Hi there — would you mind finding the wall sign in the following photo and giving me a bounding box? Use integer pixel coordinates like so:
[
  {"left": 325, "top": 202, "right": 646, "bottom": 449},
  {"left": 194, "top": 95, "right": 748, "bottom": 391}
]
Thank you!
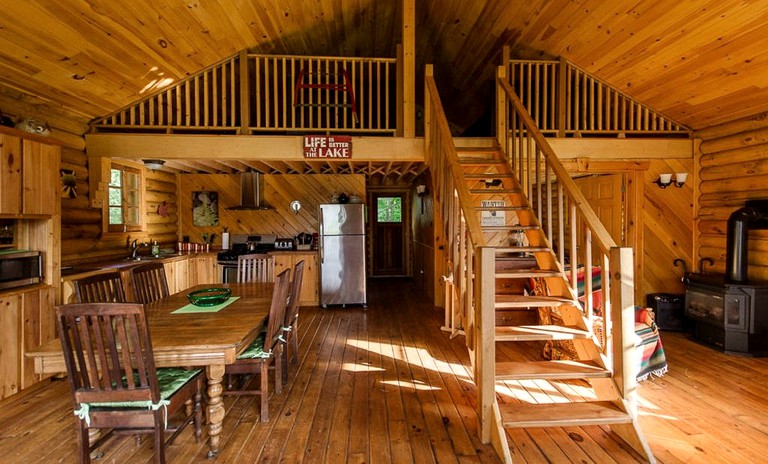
[
  {"left": 480, "top": 200, "right": 506, "bottom": 226},
  {"left": 304, "top": 135, "right": 352, "bottom": 159}
]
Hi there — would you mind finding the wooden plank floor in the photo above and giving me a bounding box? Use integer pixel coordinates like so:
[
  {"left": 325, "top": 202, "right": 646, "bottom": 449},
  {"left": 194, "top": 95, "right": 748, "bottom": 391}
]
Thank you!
[{"left": 1, "top": 279, "right": 767, "bottom": 463}]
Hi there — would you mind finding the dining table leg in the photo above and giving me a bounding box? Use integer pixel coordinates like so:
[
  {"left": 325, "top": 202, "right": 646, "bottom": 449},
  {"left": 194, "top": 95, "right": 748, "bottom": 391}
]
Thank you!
[{"left": 205, "top": 363, "right": 225, "bottom": 458}]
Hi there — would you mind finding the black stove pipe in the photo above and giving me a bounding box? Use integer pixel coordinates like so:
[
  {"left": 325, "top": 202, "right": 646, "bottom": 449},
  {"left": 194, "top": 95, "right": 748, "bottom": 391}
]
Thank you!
[{"left": 725, "top": 201, "right": 768, "bottom": 283}]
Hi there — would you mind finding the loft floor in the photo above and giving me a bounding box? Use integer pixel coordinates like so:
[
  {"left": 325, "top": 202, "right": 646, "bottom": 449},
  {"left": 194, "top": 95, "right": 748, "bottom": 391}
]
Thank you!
[{"left": 0, "top": 279, "right": 766, "bottom": 462}]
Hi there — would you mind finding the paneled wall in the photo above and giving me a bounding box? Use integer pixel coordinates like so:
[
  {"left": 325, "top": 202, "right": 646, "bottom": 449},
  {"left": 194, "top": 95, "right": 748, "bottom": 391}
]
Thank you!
[
  {"left": 642, "top": 159, "right": 694, "bottom": 295},
  {"left": 178, "top": 174, "right": 365, "bottom": 244},
  {"left": 411, "top": 174, "right": 436, "bottom": 303},
  {"left": 696, "top": 113, "right": 768, "bottom": 282}
]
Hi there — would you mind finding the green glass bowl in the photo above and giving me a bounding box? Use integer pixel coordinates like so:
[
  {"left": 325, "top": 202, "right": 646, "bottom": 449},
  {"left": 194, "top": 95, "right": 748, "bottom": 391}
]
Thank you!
[{"left": 187, "top": 287, "right": 232, "bottom": 307}]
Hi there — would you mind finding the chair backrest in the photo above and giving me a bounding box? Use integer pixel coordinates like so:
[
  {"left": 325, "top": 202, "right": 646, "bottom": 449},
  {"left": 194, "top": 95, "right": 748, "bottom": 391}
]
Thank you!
[
  {"left": 237, "top": 254, "right": 274, "bottom": 283},
  {"left": 131, "top": 262, "right": 170, "bottom": 304},
  {"left": 263, "top": 269, "right": 291, "bottom": 352},
  {"left": 74, "top": 272, "right": 127, "bottom": 303},
  {"left": 56, "top": 303, "right": 160, "bottom": 405},
  {"left": 285, "top": 260, "right": 305, "bottom": 327}
]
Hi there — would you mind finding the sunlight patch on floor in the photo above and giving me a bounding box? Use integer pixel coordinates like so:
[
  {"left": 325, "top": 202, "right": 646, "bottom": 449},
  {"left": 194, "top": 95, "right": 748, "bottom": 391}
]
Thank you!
[{"left": 380, "top": 379, "right": 441, "bottom": 391}]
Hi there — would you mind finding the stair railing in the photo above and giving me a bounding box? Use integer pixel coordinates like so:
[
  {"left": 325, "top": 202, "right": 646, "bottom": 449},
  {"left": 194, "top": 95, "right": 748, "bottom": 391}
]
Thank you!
[
  {"left": 497, "top": 65, "right": 638, "bottom": 411},
  {"left": 424, "top": 65, "right": 485, "bottom": 337},
  {"left": 425, "top": 65, "right": 502, "bottom": 441}
]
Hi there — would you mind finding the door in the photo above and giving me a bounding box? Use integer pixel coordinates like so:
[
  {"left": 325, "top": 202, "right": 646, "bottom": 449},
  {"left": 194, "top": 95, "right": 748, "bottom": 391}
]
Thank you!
[
  {"left": 576, "top": 174, "right": 624, "bottom": 244},
  {"left": 371, "top": 192, "right": 407, "bottom": 276}
]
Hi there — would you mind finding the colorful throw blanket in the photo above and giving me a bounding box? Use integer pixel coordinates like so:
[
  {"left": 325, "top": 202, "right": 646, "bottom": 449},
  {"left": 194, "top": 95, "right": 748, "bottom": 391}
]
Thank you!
[{"left": 633, "top": 309, "right": 668, "bottom": 381}]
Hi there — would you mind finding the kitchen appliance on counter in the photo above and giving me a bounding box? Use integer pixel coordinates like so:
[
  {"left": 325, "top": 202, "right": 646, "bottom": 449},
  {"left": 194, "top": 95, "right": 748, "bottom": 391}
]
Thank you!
[
  {"left": 0, "top": 249, "right": 42, "bottom": 291},
  {"left": 318, "top": 203, "right": 366, "bottom": 308},
  {"left": 274, "top": 237, "right": 295, "bottom": 250},
  {"left": 217, "top": 234, "right": 276, "bottom": 283}
]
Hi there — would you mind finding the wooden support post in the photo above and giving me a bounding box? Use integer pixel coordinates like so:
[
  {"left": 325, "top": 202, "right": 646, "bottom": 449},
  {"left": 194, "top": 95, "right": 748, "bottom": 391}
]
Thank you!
[
  {"left": 475, "top": 247, "right": 495, "bottom": 443},
  {"left": 609, "top": 246, "right": 637, "bottom": 413},
  {"left": 239, "top": 50, "right": 250, "bottom": 134},
  {"left": 402, "top": 0, "right": 415, "bottom": 138},
  {"left": 496, "top": 66, "right": 507, "bottom": 154},
  {"left": 396, "top": 44, "right": 404, "bottom": 137},
  {"left": 557, "top": 56, "right": 567, "bottom": 137}
]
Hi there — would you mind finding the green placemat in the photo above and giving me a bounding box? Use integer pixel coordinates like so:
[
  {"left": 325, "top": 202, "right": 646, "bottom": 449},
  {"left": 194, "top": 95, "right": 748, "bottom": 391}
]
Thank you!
[{"left": 172, "top": 296, "right": 240, "bottom": 314}]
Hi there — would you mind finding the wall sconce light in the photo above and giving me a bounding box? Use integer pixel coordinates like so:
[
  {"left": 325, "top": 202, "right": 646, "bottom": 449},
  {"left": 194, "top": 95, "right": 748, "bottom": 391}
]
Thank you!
[
  {"left": 654, "top": 172, "right": 688, "bottom": 189},
  {"left": 290, "top": 200, "right": 302, "bottom": 214},
  {"left": 416, "top": 184, "right": 427, "bottom": 196},
  {"left": 142, "top": 159, "right": 165, "bottom": 170}
]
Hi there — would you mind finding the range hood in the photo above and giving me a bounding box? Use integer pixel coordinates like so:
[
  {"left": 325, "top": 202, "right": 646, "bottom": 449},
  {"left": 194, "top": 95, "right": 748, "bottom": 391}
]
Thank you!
[{"left": 228, "top": 172, "right": 272, "bottom": 210}]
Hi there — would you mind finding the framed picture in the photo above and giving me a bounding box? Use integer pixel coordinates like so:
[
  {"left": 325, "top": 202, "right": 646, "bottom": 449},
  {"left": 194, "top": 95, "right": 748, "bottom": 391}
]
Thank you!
[{"left": 193, "top": 191, "right": 219, "bottom": 226}]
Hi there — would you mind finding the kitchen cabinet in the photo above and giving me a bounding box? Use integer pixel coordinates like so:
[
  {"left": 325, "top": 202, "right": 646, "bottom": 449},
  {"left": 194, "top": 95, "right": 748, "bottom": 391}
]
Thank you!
[
  {"left": 0, "top": 130, "right": 60, "bottom": 216},
  {"left": 0, "top": 285, "right": 56, "bottom": 400},
  {"left": 195, "top": 253, "right": 220, "bottom": 284},
  {"left": 272, "top": 251, "right": 319, "bottom": 305}
]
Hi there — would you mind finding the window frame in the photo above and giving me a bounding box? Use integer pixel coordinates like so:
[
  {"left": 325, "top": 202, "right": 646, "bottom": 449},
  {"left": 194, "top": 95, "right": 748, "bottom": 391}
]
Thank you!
[{"left": 104, "top": 162, "right": 144, "bottom": 234}]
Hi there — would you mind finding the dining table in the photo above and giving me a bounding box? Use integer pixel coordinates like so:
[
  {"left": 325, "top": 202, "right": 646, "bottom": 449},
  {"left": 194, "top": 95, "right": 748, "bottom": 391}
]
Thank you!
[{"left": 27, "top": 282, "right": 274, "bottom": 458}]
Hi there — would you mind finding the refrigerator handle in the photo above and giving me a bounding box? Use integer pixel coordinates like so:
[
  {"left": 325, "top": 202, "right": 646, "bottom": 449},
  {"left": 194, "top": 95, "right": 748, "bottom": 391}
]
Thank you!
[
  {"left": 319, "top": 236, "right": 324, "bottom": 264},
  {"left": 319, "top": 208, "right": 324, "bottom": 236}
]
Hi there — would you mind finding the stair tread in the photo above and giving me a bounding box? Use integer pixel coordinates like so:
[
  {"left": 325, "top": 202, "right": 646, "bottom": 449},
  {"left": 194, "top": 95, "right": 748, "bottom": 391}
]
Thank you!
[
  {"left": 499, "top": 401, "right": 632, "bottom": 428},
  {"left": 469, "top": 188, "right": 523, "bottom": 194},
  {"left": 496, "top": 269, "right": 563, "bottom": 278},
  {"left": 464, "top": 173, "right": 514, "bottom": 179},
  {"left": 495, "top": 325, "right": 590, "bottom": 341},
  {"left": 495, "top": 360, "right": 611, "bottom": 380},
  {"left": 458, "top": 159, "right": 505, "bottom": 165},
  {"left": 495, "top": 294, "right": 573, "bottom": 308},
  {"left": 474, "top": 205, "right": 528, "bottom": 211},
  {"left": 495, "top": 246, "right": 549, "bottom": 253}
]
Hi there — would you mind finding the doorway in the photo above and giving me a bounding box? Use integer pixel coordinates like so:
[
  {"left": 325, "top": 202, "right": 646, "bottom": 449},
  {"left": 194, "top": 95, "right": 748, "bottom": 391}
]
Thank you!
[{"left": 370, "top": 191, "right": 409, "bottom": 276}]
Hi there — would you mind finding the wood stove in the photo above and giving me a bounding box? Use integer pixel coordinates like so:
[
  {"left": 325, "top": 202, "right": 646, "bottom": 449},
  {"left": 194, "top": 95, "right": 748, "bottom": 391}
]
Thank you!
[{"left": 684, "top": 200, "right": 768, "bottom": 356}]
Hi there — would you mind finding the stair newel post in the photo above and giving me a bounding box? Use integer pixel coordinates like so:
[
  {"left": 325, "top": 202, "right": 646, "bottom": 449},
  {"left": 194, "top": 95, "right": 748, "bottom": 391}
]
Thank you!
[
  {"left": 475, "top": 246, "right": 496, "bottom": 443},
  {"left": 609, "top": 246, "right": 638, "bottom": 414}
]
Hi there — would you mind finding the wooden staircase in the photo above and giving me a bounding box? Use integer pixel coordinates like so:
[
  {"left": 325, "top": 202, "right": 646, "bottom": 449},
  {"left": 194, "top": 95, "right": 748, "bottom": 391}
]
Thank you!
[{"left": 454, "top": 143, "right": 655, "bottom": 462}]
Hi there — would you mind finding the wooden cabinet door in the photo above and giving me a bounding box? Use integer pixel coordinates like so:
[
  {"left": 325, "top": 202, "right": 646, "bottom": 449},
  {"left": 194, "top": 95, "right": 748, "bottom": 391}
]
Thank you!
[
  {"left": 20, "top": 287, "right": 55, "bottom": 388},
  {"left": 196, "top": 254, "right": 219, "bottom": 284},
  {"left": 298, "top": 254, "right": 319, "bottom": 305},
  {"left": 0, "top": 294, "right": 21, "bottom": 399},
  {"left": 0, "top": 134, "right": 22, "bottom": 214},
  {"left": 273, "top": 254, "right": 293, "bottom": 278},
  {"left": 22, "top": 139, "right": 59, "bottom": 215}
]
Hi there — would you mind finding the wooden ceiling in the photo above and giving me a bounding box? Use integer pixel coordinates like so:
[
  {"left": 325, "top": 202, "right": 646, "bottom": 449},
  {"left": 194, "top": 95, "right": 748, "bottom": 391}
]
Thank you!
[{"left": 1, "top": 0, "right": 766, "bottom": 136}]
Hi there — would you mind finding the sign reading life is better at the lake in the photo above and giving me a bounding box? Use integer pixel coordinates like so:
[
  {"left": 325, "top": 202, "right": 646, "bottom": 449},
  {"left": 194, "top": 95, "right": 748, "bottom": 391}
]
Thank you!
[{"left": 303, "top": 135, "right": 352, "bottom": 159}]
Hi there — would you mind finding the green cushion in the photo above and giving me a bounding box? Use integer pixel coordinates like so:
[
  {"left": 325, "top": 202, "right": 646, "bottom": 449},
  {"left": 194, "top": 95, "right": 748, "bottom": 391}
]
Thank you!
[
  {"left": 87, "top": 367, "right": 201, "bottom": 408},
  {"left": 236, "top": 332, "right": 271, "bottom": 359}
]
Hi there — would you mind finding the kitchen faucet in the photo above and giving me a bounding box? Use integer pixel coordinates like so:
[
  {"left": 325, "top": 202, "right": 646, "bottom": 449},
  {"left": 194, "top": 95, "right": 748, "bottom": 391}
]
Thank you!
[{"left": 131, "top": 239, "right": 149, "bottom": 259}]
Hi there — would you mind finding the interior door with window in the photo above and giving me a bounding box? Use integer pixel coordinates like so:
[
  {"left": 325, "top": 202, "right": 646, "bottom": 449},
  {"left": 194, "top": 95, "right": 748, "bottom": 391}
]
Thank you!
[{"left": 371, "top": 192, "right": 407, "bottom": 276}]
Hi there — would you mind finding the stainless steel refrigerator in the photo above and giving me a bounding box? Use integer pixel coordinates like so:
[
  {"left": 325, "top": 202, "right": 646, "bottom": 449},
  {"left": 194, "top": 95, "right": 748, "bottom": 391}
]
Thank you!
[{"left": 319, "top": 203, "right": 367, "bottom": 307}]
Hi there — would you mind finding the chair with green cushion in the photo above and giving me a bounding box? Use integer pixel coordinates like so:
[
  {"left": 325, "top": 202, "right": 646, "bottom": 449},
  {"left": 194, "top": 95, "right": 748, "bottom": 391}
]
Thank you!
[
  {"left": 73, "top": 272, "right": 126, "bottom": 303},
  {"left": 56, "top": 302, "right": 203, "bottom": 464},
  {"left": 131, "top": 262, "right": 170, "bottom": 304},
  {"left": 281, "top": 259, "right": 305, "bottom": 383},
  {"left": 224, "top": 268, "right": 290, "bottom": 422}
]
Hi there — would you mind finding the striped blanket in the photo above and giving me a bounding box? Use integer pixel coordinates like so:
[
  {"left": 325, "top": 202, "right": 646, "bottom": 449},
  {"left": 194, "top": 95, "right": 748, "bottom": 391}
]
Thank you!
[{"left": 633, "top": 308, "right": 668, "bottom": 381}]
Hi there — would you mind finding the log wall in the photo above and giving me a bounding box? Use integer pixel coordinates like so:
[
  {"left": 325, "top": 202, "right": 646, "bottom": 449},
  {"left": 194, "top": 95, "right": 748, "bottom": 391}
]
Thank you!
[
  {"left": 178, "top": 174, "right": 366, "bottom": 245},
  {"left": 695, "top": 112, "right": 768, "bottom": 281}
]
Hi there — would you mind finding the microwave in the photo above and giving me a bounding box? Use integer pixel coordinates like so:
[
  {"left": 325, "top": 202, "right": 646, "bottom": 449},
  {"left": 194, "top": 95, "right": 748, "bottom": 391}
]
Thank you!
[{"left": 0, "top": 250, "right": 42, "bottom": 290}]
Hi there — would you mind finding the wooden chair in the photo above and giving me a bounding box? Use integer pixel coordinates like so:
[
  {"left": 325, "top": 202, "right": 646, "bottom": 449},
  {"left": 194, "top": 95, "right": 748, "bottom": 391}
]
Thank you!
[
  {"left": 224, "top": 268, "right": 290, "bottom": 422},
  {"left": 237, "top": 253, "right": 274, "bottom": 283},
  {"left": 131, "top": 262, "right": 170, "bottom": 304},
  {"left": 282, "top": 260, "right": 305, "bottom": 383},
  {"left": 74, "top": 272, "right": 126, "bottom": 303},
  {"left": 56, "top": 303, "right": 203, "bottom": 464}
]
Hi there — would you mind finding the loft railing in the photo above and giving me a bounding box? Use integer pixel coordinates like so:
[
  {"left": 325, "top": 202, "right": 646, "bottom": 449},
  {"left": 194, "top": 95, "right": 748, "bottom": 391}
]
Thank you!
[
  {"left": 497, "top": 65, "right": 637, "bottom": 408},
  {"left": 508, "top": 57, "right": 689, "bottom": 136},
  {"left": 91, "top": 51, "right": 398, "bottom": 134}
]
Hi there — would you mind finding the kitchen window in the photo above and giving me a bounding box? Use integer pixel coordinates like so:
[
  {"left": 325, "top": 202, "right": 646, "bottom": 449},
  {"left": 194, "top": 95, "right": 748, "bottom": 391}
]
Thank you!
[{"left": 107, "top": 163, "right": 143, "bottom": 233}]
